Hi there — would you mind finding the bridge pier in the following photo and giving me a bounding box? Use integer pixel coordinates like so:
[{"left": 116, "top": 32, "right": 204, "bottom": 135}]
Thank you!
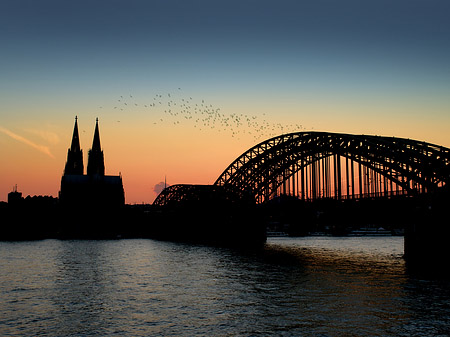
[{"left": 404, "top": 191, "right": 450, "bottom": 275}]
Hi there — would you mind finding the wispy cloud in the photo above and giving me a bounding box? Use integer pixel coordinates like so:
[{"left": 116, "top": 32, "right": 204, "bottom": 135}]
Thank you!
[
  {"left": 23, "top": 128, "right": 60, "bottom": 145},
  {"left": 0, "top": 126, "right": 54, "bottom": 158}
]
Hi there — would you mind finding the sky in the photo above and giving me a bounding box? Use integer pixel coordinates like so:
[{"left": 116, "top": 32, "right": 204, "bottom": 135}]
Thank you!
[{"left": 1, "top": 0, "right": 449, "bottom": 203}]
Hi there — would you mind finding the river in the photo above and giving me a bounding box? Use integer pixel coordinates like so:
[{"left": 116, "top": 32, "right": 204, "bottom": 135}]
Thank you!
[{"left": 1, "top": 237, "right": 449, "bottom": 336}]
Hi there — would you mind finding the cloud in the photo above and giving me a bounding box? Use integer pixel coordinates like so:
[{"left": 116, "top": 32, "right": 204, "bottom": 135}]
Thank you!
[
  {"left": 153, "top": 181, "right": 170, "bottom": 195},
  {"left": 24, "top": 129, "right": 60, "bottom": 145},
  {"left": 0, "top": 126, "right": 54, "bottom": 158}
]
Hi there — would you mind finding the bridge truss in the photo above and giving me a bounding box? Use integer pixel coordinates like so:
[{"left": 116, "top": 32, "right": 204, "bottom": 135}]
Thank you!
[
  {"left": 214, "top": 132, "right": 450, "bottom": 204},
  {"left": 153, "top": 184, "right": 249, "bottom": 207}
]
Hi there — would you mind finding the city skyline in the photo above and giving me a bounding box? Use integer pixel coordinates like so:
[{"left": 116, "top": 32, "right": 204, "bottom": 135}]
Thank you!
[{"left": 1, "top": 0, "right": 450, "bottom": 203}]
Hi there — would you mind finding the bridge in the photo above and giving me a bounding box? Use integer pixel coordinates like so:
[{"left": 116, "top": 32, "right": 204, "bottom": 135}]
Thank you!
[
  {"left": 153, "top": 131, "right": 450, "bottom": 266},
  {"left": 154, "top": 131, "right": 450, "bottom": 206}
]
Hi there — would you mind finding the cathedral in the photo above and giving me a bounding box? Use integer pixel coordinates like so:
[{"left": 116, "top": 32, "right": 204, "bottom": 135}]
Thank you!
[{"left": 59, "top": 117, "right": 125, "bottom": 209}]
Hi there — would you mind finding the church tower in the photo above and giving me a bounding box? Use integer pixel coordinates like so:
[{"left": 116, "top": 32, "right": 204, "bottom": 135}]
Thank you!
[
  {"left": 64, "top": 116, "right": 84, "bottom": 175},
  {"left": 87, "top": 118, "right": 105, "bottom": 176},
  {"left": 60, "top": 117, "right": 125, "bottom": 225}
]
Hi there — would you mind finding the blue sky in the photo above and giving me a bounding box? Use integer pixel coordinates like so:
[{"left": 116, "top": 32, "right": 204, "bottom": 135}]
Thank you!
[{"left": 3, "top": 0, "right": 449, "bottom": 98}]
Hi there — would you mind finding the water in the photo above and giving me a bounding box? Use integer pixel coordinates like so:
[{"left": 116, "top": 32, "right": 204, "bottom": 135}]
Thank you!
[{"left": 1, "top": 237, "right": 449, "bottom": 336}]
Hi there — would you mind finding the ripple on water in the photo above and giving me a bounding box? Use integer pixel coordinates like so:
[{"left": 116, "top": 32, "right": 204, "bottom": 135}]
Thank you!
[{"left": 0, "top": 237, "right": 449, "bottom": 336}]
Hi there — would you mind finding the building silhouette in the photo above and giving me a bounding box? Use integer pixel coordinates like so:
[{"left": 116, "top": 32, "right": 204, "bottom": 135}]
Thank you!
[
  {"left": 59, "top": 117, "right": 125, "bottom": 209},
  {"left": 87, "top": 118, "right": 105, "bottom": 176},
  {"left": 7, "top": 185, "right": 22, "bottom": 205},
  {"left": 64, "top": 116, "right": 84, "bottom": 175}
]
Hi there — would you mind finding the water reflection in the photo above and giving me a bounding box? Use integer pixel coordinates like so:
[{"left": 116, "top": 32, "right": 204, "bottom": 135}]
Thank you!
[
  {"left": 52, "top": 241, "right": 116, "bottom": 335},
  {"left": 0, "top": 238, "right": 449, "bottom": 336},
  {"left": 259, "top": 238, "right": 410, "bottom": 335}
]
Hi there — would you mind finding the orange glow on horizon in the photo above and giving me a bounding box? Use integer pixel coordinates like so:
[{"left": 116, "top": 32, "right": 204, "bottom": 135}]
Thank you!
[{"left": 2, "top": 105, "right": 450, "bottom": 204}]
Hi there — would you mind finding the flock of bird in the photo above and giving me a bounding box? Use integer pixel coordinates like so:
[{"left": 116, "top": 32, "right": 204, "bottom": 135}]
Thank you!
[{"left": 101, "top": 89, "right": 307, "bottom": 142}]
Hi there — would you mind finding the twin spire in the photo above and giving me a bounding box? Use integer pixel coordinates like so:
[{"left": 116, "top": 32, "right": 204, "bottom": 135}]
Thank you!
[{"left": 64, "top": 117, "right": 105, "bottom": 176}]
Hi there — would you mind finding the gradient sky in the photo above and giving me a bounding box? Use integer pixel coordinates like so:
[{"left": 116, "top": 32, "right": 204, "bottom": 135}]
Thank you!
[{"left": 1, "top": 0, "right": 449, "bottom": 203}]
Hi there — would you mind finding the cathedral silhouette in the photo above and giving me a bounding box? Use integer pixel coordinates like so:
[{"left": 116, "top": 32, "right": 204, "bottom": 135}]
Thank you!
[{"left": 59, "top": 117, "right": 125, "bottom": 209}]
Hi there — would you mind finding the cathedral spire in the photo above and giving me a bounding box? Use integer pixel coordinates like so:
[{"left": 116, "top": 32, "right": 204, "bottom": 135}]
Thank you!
[
  {"left": 70, "top": 116, "right": 81, "bottom": 151},
  {"left": 92, "top": 117, "right": 101, "bottom": 152},
  {"left": 64, "top": 116, "right": 84, "bottom": 175},
  {"left": 87, "top": 118, "right": 105, "bottom": 176}
]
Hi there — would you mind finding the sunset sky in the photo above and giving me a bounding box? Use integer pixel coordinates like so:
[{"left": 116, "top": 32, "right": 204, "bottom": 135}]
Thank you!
[{"left": 1, "top": 0, "right": 449, "bottom": 203}]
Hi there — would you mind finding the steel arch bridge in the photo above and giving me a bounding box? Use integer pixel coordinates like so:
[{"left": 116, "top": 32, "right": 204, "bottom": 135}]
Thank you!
[{"left": 213, "top": 131, "right": 450, "bottom": 204}]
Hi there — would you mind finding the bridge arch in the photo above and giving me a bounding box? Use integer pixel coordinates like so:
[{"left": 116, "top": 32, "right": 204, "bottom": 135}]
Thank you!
[
  {"left": 153, "top": 184, "right": 252, "bottom": 207},
  {"left": 214, "top": 132, "right": 450, "bottom": 204}
]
